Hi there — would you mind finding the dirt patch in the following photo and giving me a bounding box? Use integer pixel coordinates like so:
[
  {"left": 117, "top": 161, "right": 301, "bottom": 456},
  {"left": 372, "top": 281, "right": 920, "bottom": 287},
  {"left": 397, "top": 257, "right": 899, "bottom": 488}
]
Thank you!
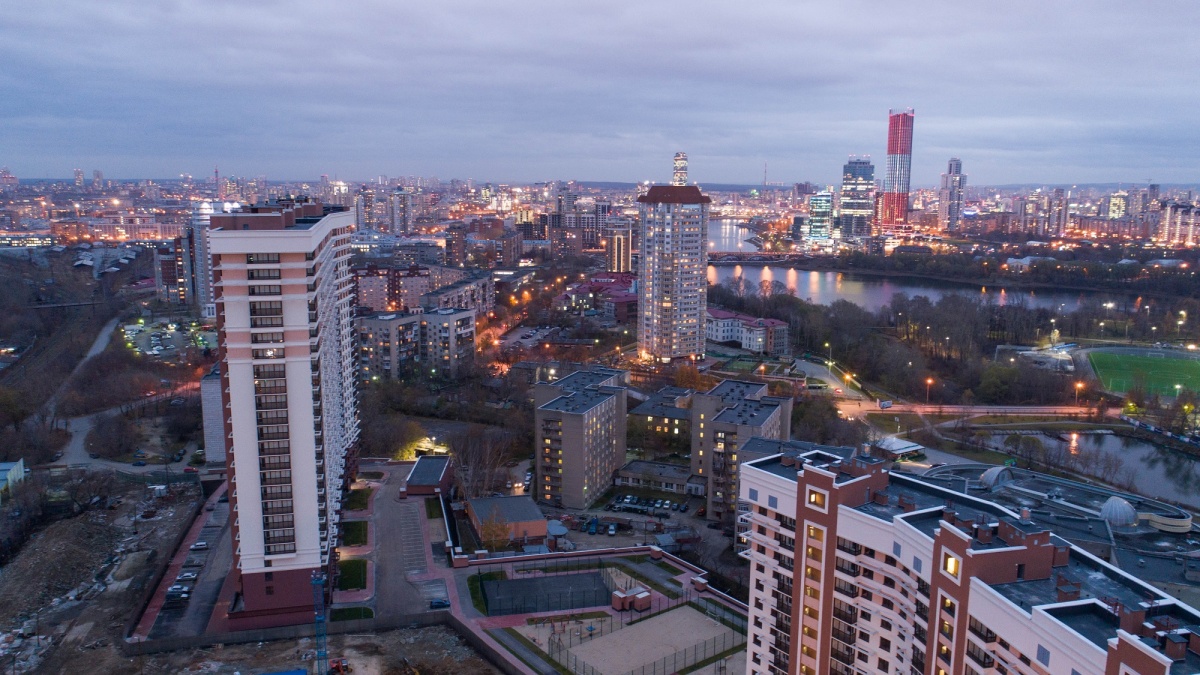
[
  {"left": 0, "top": 482, "right": 201, "bottom": 673},
  {"left": 101, "top": 626, "right": 498, "bottom": 675}
]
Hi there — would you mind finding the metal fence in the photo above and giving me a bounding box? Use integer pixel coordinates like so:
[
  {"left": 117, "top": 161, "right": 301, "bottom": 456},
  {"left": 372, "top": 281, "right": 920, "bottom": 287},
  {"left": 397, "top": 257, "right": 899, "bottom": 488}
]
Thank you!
[
  {"left": 547, "top": 625, "right": 746, "bottom": 675},
  {"left": 619, "top": 629, "right": 745, "bottom": 675}
]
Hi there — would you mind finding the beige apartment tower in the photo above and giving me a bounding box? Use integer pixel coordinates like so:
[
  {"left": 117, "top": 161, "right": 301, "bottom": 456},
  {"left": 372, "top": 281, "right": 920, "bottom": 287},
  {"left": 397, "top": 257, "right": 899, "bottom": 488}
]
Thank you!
[
  {"left": 637, "top": 183, "right": 710, "bottom": 363},
  {"left": 209, "top": 199, "right": 358, "bottom": 629}
]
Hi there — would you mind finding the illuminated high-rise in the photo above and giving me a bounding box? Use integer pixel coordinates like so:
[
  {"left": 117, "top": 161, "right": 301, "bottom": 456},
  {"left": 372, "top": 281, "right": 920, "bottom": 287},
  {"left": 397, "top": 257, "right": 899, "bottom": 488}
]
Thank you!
[
  {"left": 603, "top": 225, "right": 633, "bottom": 273},
  {"left": 807, "top": 192, "right": 834, "bottom": 240},
  {"left": 938, "top": 157, "right": 967, "bottom": 232},
  {"left": 838, "top": 157, "right": 875, "bottom": 239},
  {"left": 880, "top": 109, "right": 914, "bottom": 233},
  {"left": 638, "top": 156, "right": 709, "bottom": 363},
  {"left": 672, "top": 152, "right": 689, "bottom": 186}
]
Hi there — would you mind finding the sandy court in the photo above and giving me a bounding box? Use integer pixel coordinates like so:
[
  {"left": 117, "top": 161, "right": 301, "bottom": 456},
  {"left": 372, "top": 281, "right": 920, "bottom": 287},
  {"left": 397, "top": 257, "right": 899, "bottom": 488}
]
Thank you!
[{"left": 567, "top": 605, "right": 732, "bottom": 674}]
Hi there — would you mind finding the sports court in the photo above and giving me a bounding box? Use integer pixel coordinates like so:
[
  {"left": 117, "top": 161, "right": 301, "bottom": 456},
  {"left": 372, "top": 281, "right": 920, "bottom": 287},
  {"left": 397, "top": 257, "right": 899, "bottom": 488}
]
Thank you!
[
  {"left": 1088, "top": 349, "right": 1200, "bottom": 395},
  {"left": 567, "top": 605, "right": 736, "bottom": 675},
  {"left": 481, "top": 571, "right": 611, "bottom": 616}
]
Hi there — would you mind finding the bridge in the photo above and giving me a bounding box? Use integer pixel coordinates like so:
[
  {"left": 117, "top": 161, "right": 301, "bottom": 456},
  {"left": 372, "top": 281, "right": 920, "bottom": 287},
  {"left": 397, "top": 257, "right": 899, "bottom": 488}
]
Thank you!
[{"left": 707, "top": 252, "right": 813, "bottom": 265}]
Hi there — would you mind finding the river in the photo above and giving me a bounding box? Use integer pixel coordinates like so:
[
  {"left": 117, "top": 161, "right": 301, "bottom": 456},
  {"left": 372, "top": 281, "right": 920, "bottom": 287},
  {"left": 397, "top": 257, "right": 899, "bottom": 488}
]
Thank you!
[
  {"left": 997, "top": 432, "right": 1200, "bottom": 509},
  {"left": 705, "top": 219, "right": 1131, "bottom": 313}
]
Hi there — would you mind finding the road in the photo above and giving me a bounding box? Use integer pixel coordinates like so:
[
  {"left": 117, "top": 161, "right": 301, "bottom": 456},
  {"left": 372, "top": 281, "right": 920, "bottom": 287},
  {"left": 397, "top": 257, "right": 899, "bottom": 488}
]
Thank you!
[
  {"left": 370, "top": 463, "right": 438, "bottom": 618},
  {"left": 838, "top": 401, "right": 1095, "bottom": 417},
  {"left": 43, "top": 316, "right": 119, "bottom": 417},
  {"left": 58, "top": 383, "right": 201, "bottom": 474}
]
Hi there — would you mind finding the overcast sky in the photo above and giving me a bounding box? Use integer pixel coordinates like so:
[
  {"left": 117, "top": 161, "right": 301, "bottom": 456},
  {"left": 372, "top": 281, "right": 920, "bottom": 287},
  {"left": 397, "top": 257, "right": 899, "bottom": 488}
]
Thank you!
[{"left": 2, "top": 1, "right": 1198, "bottom": 186}]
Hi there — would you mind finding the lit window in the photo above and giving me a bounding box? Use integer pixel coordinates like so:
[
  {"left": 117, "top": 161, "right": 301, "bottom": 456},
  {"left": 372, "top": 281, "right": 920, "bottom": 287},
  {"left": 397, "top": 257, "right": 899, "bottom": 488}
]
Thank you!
[
  {"left": 942, "top": 552, "right": 961, "bottom": 578},
  {"left": 806, "top": 489, "right": 826, "bottom": 510}
]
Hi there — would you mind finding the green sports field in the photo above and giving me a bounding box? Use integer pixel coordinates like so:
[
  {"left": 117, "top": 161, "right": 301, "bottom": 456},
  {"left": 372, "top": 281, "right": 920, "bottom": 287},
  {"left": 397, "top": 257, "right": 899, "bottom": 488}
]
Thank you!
[{"left": 1088, "top": 351, "right": 1200, "bottom": 395}]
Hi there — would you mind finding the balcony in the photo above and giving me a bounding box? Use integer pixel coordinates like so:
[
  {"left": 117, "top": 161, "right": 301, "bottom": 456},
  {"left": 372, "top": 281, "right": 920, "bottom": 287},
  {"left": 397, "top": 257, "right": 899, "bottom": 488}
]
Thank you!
[
  {"left": 836, "top": 540, "right": 861, "bottom": 556},
  {"left": 833, "top": 608, "right": 857, "bottom": 624},
  {"left": 832, "top": 628, "right": 856, "bottom": 645}
]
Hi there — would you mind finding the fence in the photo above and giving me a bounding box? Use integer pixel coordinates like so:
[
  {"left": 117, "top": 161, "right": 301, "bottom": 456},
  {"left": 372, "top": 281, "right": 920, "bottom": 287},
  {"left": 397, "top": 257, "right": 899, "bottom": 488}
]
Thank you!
[
  {"left": 546, "top": 622, "right": 746, "bottom": 675},
  {"left": 620, "top": 629, "right": 745, "bottom": 675}
]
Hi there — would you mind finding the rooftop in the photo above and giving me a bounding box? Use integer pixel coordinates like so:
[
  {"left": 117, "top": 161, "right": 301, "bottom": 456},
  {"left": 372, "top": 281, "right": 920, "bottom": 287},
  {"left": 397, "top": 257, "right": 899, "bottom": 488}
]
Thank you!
[
  {"left": 469, "top": 495, "right": 544, "bottom": 524},
  {"left": 636, "top": 185, "right": 712, "bottom": 205},
  {"left": 618, "top": 460, "right": 691, "bottom": 482},
  {"left": 550, "top": 368, "right": 624, "bottom": 392},
  {"left": 407, "top": 455, "right": 450, "bottom": 487},
  {"left": 706, "top": 379, "right": 767, "bottom": 405},
  {"left": 714, "top": 399, "right": 780, "bottom": 427},
  {"left": 539, "top": 387, "right": 617, "bottom": 415}
]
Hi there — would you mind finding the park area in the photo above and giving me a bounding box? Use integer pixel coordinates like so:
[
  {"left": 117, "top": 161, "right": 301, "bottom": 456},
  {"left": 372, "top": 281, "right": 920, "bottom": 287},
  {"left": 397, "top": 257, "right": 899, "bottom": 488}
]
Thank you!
[{"left": 1088, "top": 350, "right": 1200, "bottom": 395}]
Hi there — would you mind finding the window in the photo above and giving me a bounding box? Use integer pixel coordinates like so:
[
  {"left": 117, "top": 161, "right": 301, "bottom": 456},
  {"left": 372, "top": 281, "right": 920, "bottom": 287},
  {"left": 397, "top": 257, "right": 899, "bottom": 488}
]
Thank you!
[
  {"left": 893, "top": 542, "right": 903, "bottom": 557},
  {"left": 913, "top": 557, "right": 923, "bottom": 573},
  {"left": 249, "top": 285, "right": 282, "bottom": 296},
  {"left": 768, "top": 495, "right": 778, "bottom": 509},
  {"left": 806, "top": 525, "right": 823, "bottom": 541},
  {"left": 1036, "top": 645, "right": 1050, "bottom": 667},
  {"left": 806, "top": 488, "right": 827, "bottom": 511},
  {"left": 248, "top": 268, "right": 281, "bottom": 280},
  {"left": 247, "top": 253, "right": 280, "bottom": 264},
  {"left": 748, "top": 488, "right": 759, "bottom": 502},
  {"left": 942, "top": 551, "right": 961, "bottom": 579}
]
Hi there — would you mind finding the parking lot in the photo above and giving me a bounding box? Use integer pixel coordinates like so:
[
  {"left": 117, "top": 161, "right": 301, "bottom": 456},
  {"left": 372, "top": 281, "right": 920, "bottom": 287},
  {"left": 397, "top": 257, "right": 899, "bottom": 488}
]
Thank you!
[
  {"left": 497, "top": 325, "right": 558, "bottom": 349},
  {"left": 144, "top": 492, "right": 233, "bottom": 639},
  {"left": 123, "top": 320, "right": 217, "bottom": 360}
]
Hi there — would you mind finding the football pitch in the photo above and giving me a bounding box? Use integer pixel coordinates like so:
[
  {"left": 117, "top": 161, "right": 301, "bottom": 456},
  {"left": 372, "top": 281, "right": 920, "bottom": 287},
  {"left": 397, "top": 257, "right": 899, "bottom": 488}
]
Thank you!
[{"left": 1088, "top": 351, "right": 1200, "bottom": 395}]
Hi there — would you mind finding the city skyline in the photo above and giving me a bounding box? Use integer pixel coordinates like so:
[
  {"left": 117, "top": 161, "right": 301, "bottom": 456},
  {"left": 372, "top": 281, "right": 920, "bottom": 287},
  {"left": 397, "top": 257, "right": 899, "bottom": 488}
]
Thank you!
[{"left": 2, "top": 2, "right": 1199, "bottom": 185}]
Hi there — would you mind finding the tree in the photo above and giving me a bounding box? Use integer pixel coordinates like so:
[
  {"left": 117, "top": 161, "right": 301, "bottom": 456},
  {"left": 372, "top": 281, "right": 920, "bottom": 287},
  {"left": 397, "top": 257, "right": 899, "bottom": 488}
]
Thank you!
[
  {"left": 449, "top": 426, "right": 514, "bottom": 499},
  {"left": 86, "top": 413, "right": 143, "bottom": 459},
  {"left": 478, "top": 511, "right": 511, "bottom": 550}
]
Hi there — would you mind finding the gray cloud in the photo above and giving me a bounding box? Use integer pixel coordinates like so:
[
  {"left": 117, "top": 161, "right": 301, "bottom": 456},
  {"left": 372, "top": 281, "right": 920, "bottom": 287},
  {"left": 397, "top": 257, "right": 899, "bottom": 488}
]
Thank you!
[{"left": 1, "top": 0, "right": 1198, "bottom": 185}]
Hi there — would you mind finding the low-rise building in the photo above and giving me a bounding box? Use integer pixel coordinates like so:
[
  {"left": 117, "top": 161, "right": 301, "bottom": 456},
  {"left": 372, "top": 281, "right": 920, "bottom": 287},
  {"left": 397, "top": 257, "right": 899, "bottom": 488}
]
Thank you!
[
  {"left": 403, "top": 455, "right": 453, "bottom": 497},
  {"left": 705, "top": 308, "right": 789, "bottom": 356},
  {"left": 466, "top": 495, "right": 548, "bottom": 547},
  {"left": 0, "top": 458, "right": 25, "bottom": 503},
  {"left": 614, "top": 460, "right": 695, "bottom": 495}
]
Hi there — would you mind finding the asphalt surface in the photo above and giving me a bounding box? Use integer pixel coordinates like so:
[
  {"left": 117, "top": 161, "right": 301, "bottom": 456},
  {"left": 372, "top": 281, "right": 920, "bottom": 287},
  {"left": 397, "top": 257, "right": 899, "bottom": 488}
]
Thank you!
[
  {"left": 148, "top": 501, "right": 233, "bottom": 638},
  {"left": 371, "top": 465, "right": 438, "bottom": 618}
]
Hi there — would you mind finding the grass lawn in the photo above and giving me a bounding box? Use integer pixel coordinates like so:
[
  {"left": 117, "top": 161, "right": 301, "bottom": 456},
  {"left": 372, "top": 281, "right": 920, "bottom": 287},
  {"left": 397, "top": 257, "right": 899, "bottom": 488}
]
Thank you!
[
  {"left": 865, "top": 412, "right": 924, "bottom": 431},
  {"left": 341, "top": 520, "right": 368, "bottom": 547},
  {"left": 426, "top": 497, "right": 443, "bottom": 520},
  {"left": 467, "top": 571, "right": 507, "bottom": 614},
  {"left": 1089, "top": 351, "right": 1200, "bottom": 395},
  {"left": 337, "top": 559, "right": 368, "bottom": 591},
  {"left": 344, "top": 487, "right": 373, "bottom": 511},
  {"left": 330, "top": 606, "right": 374, "bottom": 621},
  {"left": 654, "top": 560, "right": 685, "bottom": 576}
]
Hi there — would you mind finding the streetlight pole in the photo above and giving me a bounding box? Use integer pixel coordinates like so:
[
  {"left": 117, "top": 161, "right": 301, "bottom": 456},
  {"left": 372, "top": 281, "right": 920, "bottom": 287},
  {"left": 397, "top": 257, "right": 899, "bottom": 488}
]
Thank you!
[
  {"left": 925, "top": 378, "right": 933, "bottom": 405},
  {"left": 824, "top": 342, "right": 831, "bottom": 365},
  {"left": 1075, "top": 382, "right": 1083, "bottom": 406}
]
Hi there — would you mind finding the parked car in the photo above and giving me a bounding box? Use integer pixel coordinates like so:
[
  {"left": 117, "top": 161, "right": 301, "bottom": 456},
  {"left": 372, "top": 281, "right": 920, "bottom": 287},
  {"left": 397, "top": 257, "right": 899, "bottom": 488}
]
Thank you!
[
  {"left": 169, "top": 398, "right": 185, "bottom": 406},
  {"left": 189, "top": 541, "right": 208, "bottom": 551},
  {"left": 176, "top": 572, "right": 198, "bottom": 582},
  {"left": 184, "top": 467, "right": 198, "bottom": 473},
  {"left": 608, "top": 523, "right": 617, "bottom": 536},
  {"left": 706, "top": 522, "right": 722, "bottom": 530},
  {"left": 587, "top": 518, "right": 598, "bottom": 535},
  {"left": 696, "top": 507, "right": 707, "bottom": 517},
  {"left": 680, "top": 504, "right": 690, "bottom": 513},
  {"left": 670, "top": 502, "right": 680, "bottom": 511},
  {"left": 429, "top": 598, "right": 451, "bottom": 609},
  {"left": 132, "top": 460, "right": 147, "bottom": 467}
]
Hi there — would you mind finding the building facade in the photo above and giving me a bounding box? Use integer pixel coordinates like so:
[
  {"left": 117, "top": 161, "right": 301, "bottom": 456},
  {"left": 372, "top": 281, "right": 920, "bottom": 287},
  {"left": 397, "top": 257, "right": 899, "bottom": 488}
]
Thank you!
[
  {"left": 880, "top": 109, "right": 915, "bottom": 234},
  {"left": 739, "top": 444, "right": 1200, "bottom": 675},
  {"left": 637, "top": 184, "right": 710, "bottom": 363},
  {"left": 356, "top": 307, "right": 476, "bottom": 379},
  {"left": 604, "top": 225, "right": 633, "bottom": 273},
  {"left": 690, "top": 381, "right": 792, "bottom": 525},
  {"left": 938, "top": 158, "right": 967, "bottom": 232},
  {"left": 533, "top": 367, "right": 628, "bottom": 509},
  {"left": 839, "top": 157, "right": 876, "bottom": 240},
  {"left": 208, "top": 199, "right": 359, "bottom": 629}
]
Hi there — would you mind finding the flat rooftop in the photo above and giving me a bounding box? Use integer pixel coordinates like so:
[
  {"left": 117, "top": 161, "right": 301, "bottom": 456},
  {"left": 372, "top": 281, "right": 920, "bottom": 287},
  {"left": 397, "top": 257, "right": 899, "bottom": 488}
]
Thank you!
[
  {"left": 706, "top": 380, "right": 767, "bottom": 405},
  {"left": 408, "top": 455, "right": 450, "bottom": 486},
  {"left": 618, "top": 460, "right": 691, "bottom": 482},
  {"left": 714, "top": 399, "right": 779, "bottom": 426},
  {"left": 539, "top": 388, "right": 616, "bottom": 414},
  {"left": 550, "top": 368, "right": 623, "bottom": 392}
]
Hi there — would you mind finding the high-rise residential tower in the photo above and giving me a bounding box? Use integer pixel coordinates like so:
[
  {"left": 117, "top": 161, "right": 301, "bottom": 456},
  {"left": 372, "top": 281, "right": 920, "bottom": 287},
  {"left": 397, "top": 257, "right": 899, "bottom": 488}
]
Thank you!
[
  {"left": 838, "top": 157, "right": 875, "bottom": 239},
  {"left": 637, "top": 160, "right": 710, "bottom": 363},
  {"left": 880, "top": 109, "right": 914, "bottom": 233},
  {"left": 388, "top": 187, "right": 413, "bottom": 235},
  {"left": 673, "top": 152, "right": 689, "bottom": 186},
  {"left": 938, "top": 157, "right": 967, "bottom": 232},
  {"left": 209, "top": 199, "right": 358, "bottom": 629},
  {"left": 603, "top": 224, "right": 633, "bottom": 273}
]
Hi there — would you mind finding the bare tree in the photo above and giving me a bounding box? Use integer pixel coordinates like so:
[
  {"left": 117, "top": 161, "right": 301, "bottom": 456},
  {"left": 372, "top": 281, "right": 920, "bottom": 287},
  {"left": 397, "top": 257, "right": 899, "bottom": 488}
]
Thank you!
[{"left": 448, "top": 425, "right": 514, "bottom": 500}]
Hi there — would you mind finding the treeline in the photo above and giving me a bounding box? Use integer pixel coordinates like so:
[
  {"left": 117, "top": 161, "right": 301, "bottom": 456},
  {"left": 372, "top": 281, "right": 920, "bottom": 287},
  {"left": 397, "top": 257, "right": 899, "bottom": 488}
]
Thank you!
[
  {"left": 838, "top": 251, "right": 1200, "bottom": 299},
  {"left": 710, "top": 281, "right": 1082, "bottom": 405}
]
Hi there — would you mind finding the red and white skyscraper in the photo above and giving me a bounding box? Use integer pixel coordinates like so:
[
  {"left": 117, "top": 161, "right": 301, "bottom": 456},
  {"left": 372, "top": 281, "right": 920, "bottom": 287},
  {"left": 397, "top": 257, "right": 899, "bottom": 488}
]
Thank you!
[{"left": 879, "top": 109, "right": 914, "bottom": 233}]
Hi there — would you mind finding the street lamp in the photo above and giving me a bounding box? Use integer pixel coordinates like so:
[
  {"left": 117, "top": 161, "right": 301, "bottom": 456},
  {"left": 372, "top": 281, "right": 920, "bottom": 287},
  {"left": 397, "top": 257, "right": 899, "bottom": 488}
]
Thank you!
[
  {"left": 824, "top": 341, "right": 831, "bottom": 365},
  {"left": 1075, "top": 382, "right": 1083, "bottom": 406},
  {"left": 926, "top": 378, "right": 934, "bottom": 404}
]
